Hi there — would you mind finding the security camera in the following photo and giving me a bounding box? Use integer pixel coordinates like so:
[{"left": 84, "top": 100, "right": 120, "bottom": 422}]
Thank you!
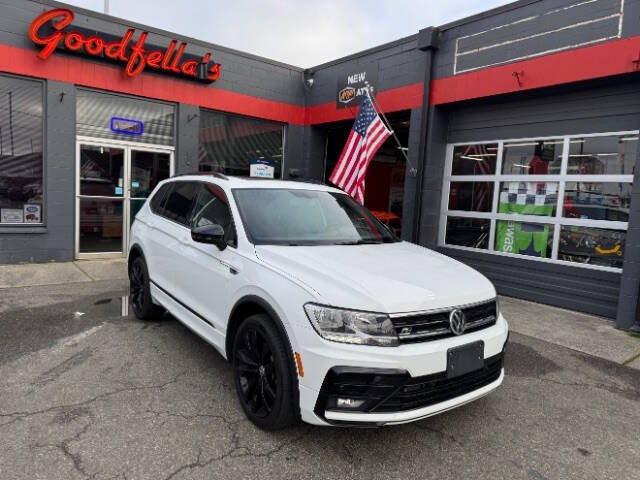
[{"left": 305, "top": 78, "right": 314, "bottom": 88}]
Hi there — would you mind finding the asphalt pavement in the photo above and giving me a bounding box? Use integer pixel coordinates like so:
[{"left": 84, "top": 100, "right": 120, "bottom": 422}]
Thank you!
[{"left": 1, "top": 279, "right": 639, "bottom": 480}]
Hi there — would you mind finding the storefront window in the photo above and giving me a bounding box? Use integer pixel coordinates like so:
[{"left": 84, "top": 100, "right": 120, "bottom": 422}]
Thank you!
[
  {"left": 451, "top": 143, "right": 497, "bottom": 175},
  {"left": 563, "top": 182, "right": 631, "bottom": 222},
  {"left": 558, "top": 226, "right": 625, "bottom": 268},
  {"left": 495, "top": 221, "right": 554, "bottom": 258},
  {"left": 0, "top": 75, "right": 43, "bottom": 225},
  {"left": 567, "top": 135, "right": 637, "bottom": 175},
  {"left": 442, "top": 133, "right": 637, "bottom": 270},
  {"left": 502, "top": 139, "right": 562, "bottom": 174},
  {"left": 198, "top": 109, "right": 284, "bottom": 178},
  {"left": 498, "top": 182, "right": 558, "bottom": 217},
  {"left": 445, "top": 217, "right": 490, "bottom": 249},
  {"left": 448, "top": 182, "right": 494, "bottom": 212}
]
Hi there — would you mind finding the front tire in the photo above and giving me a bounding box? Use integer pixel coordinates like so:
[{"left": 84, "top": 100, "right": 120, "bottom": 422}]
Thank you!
[
  {"left": 129, "top": 255, "right": 163, "bottom": 320},
  {"left": 232, "top": 314, "right": 298, "bottom": 430}
]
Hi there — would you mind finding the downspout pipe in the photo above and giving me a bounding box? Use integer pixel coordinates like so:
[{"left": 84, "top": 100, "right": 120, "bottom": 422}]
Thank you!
[{"left": 412, "top": 27, "right": 439, "bottom": 244}]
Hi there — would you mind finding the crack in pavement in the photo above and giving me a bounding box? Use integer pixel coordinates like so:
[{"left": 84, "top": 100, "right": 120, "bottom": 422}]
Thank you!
[
  {"left": 33, "top": 417, "right": 96, "bottom": 479},
  {"left": 0, "top": 371, "right": 189, "bottom": 424},
  {"left": 159, "top": 422, "right": 313, "bottom": 480}
]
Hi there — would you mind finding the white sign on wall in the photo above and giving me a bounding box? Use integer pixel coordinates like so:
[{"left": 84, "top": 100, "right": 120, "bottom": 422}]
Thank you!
[{"left": 1, "top": 208, "right": 24, "bottom": 223}]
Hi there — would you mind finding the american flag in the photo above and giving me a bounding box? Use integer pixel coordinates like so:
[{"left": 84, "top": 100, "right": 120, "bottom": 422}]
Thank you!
[{"left": 329, "top": 93, "right": 391, "bottom": 204}]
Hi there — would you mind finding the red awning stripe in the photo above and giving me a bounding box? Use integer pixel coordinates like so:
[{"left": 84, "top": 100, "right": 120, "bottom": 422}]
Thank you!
[{"left": 0, "top": 44, "right": 423, "bottom": 126}]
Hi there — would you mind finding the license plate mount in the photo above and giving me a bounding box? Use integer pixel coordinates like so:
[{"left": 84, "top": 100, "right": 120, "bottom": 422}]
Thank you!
[{"left": 447, "top": 341, "right": 484, "bottom": 379}]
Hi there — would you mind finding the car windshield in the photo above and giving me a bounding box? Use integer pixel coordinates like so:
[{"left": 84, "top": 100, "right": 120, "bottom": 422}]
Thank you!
[{"left": 232, "top": 188, "right": 398, "bottom": 246}]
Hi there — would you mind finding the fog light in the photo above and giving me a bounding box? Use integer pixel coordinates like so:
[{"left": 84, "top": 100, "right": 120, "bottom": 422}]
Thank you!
[{"left": 336, "top": 398, "right": 366, "bottom": 409}]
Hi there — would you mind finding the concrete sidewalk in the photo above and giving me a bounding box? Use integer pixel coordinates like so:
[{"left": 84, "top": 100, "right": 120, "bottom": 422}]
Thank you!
[
  {"left": 1, "top": 259, "right": 639, "bottom": 370},
  {"left": 500, "top": 296, "right": 640, "bottom": 370},
  {"left": 0, "top": 258, "right": 128, "bottom": 288}
]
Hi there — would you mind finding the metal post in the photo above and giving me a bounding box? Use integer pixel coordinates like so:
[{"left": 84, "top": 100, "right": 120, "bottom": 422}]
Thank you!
[
  {"left": 616, "top": 131, "right": 640, "bottom": 330},
  {"left": 8, "top": 91, "right": 14, "bottom": 156},
  {"left": 104, "top": 0, "right": 109, "bottom": 14},
  {"left": 0, "top": 126, "right": 3, "bottom": 157}
]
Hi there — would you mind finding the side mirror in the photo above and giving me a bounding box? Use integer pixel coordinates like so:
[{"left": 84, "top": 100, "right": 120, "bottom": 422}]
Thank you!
[{"left": 191, "top": 223, "right": 227, "bottom": 251}]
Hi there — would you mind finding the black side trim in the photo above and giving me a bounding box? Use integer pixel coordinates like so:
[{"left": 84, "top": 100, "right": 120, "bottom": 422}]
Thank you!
[{"left": 150, "top": 279, "right": 215, "bottom": 329}]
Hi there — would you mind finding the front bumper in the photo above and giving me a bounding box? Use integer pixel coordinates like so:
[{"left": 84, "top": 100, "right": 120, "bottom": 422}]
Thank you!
[
  {"left": 324, "top": 369, "right": 504, "bottom": 426},
  {"left": 297, "top": 313, "right": 508, "bottom": 426}
]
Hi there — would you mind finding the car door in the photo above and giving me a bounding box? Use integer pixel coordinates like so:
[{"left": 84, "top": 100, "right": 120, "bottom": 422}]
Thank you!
[
  {"left": 182, "top": 181, "right": 240, "bottom": 334},
  {"left": 148, "top": 181, "right": 199, "bottom": 303},
  {"left": 142, "top": 182, "right": 172, "bottom": 281}
]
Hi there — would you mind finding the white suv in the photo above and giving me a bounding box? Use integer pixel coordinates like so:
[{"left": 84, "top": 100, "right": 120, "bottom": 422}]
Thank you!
[{"left": 128, "top": 174, "right": 508, "bottom": 429}]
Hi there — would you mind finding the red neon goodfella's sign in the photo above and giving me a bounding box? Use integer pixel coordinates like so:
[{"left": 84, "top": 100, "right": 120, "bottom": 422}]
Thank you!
[{"left": 28, "top": 8, "right": 221, "bottom": 82}]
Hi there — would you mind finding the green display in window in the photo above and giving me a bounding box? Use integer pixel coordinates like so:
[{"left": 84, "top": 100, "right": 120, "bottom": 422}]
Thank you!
[{"left": 495, "top": 182, "right": 555, "bottom": 257}]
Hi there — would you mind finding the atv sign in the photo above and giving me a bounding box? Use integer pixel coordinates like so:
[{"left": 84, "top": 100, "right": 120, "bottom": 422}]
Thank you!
[{"left": 336, "top": 64, "right": 378, "bottom": 108}]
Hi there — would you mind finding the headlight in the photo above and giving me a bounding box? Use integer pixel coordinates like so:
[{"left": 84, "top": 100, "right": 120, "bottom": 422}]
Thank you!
[{"left": 304, "top": 303, "right": 398, "bottom": 347}]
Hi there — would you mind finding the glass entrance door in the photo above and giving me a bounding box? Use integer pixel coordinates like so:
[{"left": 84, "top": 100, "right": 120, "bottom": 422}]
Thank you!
[
  {"left": 78, "top": 145, "right": 125, "bottom": 254},
  {"left": 76, "top": 141, "right": 173, "bottom": 258}
]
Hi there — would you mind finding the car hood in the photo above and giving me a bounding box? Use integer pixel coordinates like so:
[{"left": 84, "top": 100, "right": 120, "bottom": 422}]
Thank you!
[{"left": 254, "top": 241, "right": 496, "bottom": 313}]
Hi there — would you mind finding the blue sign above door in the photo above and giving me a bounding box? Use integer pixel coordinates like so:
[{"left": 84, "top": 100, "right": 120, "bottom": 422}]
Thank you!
[{"left": 110, "top": 117, "right": 144, "bottom": 136}]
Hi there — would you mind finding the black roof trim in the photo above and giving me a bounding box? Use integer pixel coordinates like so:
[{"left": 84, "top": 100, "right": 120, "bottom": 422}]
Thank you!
[
  {"left": 308, "top": 34, "right": 419, "bottom": 71},
  {"left": 437, "top": 0, "right": 542, "bottom": 32}
]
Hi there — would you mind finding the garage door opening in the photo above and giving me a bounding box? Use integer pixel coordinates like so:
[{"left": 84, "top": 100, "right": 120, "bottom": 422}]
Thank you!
[{"left": 323, "top": 111, "right": 410, "bottom": 237}]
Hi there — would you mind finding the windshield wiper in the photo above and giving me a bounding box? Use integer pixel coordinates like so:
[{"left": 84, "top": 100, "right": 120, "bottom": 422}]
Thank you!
[{"left": 333, "top": 239, "right": 383, "bottom": 245}]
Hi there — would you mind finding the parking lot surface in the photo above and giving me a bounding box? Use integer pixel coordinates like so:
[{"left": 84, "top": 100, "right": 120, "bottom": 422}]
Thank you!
[{"left": 1, "top": 280, "right": 639, "bottom": 480}]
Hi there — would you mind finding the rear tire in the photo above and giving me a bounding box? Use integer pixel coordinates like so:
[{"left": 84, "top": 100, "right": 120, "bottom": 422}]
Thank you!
[
  {"left": 232, "top": 314, "right": 298, "bottom": 430},
  {"left": 129, "top": 255, "right": 163, "bottom": 320}
]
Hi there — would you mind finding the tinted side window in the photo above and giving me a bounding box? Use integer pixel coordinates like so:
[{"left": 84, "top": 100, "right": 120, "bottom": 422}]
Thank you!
[
  {"left": 163, "top": 182, "right": 199, "bottom": 226},
  {"left": 150, "top": 184, "right": 171, "bottom": 215},
  {"left": 192, "top": 183, "right": 237, "bottom": 247}
]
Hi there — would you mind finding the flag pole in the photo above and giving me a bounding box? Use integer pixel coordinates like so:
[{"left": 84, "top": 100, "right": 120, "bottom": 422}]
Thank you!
[{"left": 364, "top": 84, "right": 417, "bottom": 176}]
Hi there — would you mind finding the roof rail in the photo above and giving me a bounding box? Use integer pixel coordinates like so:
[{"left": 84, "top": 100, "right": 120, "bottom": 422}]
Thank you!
[{"left": 170, "top": 172, "right": 229, "bottom": 181}]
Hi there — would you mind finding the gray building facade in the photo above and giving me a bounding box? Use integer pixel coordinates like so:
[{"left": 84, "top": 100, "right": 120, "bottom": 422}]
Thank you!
[{"left": 1, "top": 0, "right": 640, "bottom": 330}]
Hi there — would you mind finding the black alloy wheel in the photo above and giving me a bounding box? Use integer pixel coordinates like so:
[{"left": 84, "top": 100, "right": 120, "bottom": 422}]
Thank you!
[
  {"left": 128, "top": 255, "right": 163, "bottom": 320},
  {"left": 236, "top": 327, "right": 278, "bottom": 418},
  {"left": 233, "top": 314, "right": 298, "bottom": 430}
]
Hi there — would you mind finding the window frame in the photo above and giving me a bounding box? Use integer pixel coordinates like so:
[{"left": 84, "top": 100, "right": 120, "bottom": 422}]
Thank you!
[
  {"left": 149, "top": 183, "right": 172, "bottom": 217},
  {"left": 157, "top": 181, "right": 199, "bottom": 228},
  {"left": 0, "top": 73, "right": 46, "bottom": 228},
  {"left": 440, "top": 130, "right": 638, "bottom": 272},
  {"left": 191, "top": 181, "right": 238, "bottom": 248}
]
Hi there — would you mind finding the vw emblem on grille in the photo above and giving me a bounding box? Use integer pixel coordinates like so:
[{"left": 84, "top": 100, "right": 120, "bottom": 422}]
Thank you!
[{"left": 449, "top": 308, "right": 466, "bottom": 336}]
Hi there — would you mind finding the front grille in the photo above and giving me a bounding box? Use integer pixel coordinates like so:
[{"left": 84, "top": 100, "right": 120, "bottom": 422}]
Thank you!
[
  {"left": 371, "top": 353, "right": 503, "bottom": 412},
  {"left": 314, "top": 352, "right": 504, "bottom": 418},
  {"left": 390, "top": 299, "right": 497, "bottom": 344}
]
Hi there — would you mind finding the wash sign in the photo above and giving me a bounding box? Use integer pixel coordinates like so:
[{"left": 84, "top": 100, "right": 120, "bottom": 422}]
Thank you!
[
  {"left": 336, "top": 63, "right": 378, "bottom": 108},
  {"left": 495, "top": 182, "right": 555, "bottom": 257}
]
